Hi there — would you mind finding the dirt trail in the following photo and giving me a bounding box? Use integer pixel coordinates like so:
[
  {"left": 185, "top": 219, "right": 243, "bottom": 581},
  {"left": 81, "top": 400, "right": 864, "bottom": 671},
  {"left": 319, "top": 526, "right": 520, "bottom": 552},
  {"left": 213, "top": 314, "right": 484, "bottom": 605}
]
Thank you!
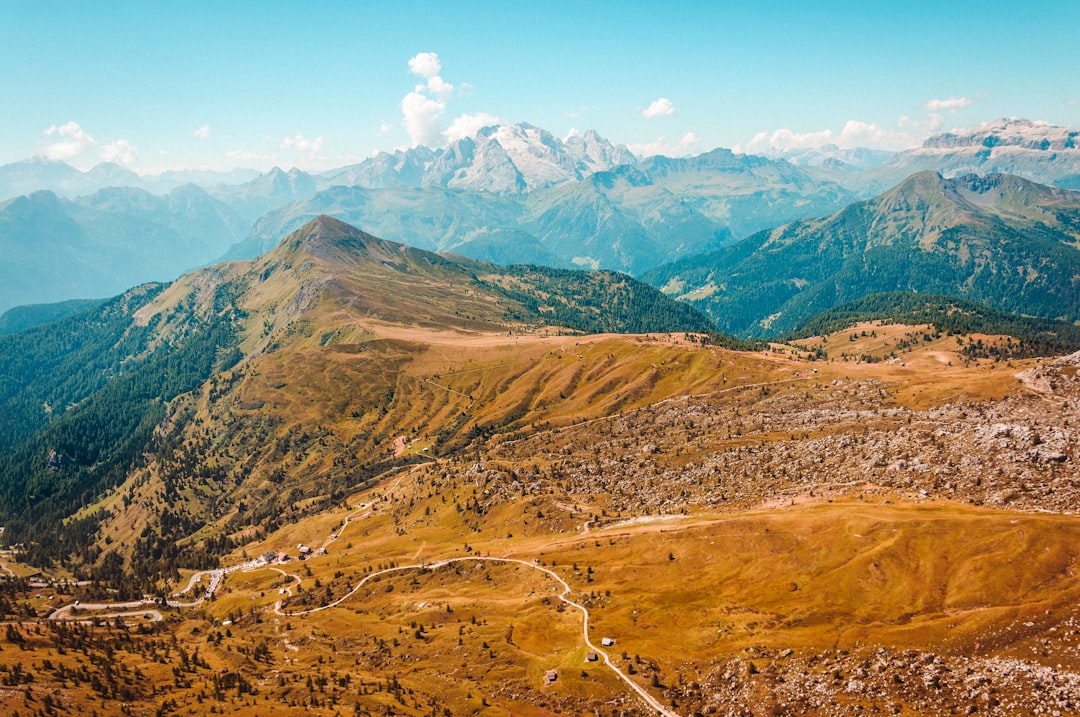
[{"left": 276, "top": 555, "right": 680, "bottom": 717}]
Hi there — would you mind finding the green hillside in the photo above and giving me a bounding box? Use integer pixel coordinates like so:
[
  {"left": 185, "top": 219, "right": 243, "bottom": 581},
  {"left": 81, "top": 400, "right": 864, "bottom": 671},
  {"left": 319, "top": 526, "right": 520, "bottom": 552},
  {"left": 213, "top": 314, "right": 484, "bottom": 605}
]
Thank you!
[
  {"left": 644, "top": 171, "right": 1080, "bottom": 337},
  {"left": 0, "top": 217, "right": 722, "bottom": 587},
  {"left": 0, "top": 298, "right": 105, "bottom": 334}
]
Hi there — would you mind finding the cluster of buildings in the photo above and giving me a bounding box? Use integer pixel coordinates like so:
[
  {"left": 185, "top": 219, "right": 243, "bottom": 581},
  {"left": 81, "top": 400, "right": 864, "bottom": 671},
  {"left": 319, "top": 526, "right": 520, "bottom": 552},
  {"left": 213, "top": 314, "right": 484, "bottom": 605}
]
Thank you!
[{"left": 258, "top": 543, "right": 325, "bottom": 565}]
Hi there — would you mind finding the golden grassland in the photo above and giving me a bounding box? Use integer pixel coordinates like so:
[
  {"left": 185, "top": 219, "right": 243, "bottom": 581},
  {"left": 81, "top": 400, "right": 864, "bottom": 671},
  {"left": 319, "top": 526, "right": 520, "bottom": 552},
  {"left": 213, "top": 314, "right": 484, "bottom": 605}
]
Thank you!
[
  {"left": 11, "top": 492, "right": 1076, "bottom": 715},
  {"left": 3, "top": 320, "right": 1078, "bottom": 715}
]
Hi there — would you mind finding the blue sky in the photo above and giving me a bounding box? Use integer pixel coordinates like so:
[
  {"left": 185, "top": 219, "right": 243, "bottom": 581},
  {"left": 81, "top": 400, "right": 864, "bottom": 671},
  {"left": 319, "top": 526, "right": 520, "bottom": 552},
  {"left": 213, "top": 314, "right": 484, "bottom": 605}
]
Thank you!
[{"left": 3, "top": 0, "right": 1077, "bottom": 173}]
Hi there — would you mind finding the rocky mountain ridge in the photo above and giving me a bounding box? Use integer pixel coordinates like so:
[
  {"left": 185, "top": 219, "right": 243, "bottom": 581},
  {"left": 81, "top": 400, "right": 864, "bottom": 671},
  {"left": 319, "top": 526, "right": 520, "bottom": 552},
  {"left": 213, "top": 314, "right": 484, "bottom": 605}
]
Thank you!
[
  {"left": 323, "top": 123, "right": 638, "bottom": 194},
  {"left": 231, "top": 147, "right": 853, "bottom": 276},
  {"left": 798, "top": 117, "right": 1080, "bottom": 194}
]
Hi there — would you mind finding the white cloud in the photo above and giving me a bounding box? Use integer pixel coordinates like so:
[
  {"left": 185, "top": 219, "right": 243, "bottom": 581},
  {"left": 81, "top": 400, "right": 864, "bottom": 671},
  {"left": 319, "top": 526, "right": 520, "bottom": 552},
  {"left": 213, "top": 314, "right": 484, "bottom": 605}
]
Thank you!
[
  {"left": 99, "top": 139, "right": 138, "bottom": 166},
  {"left": 401, "top": 91, "right": 446, "bottom": 147},
  {"left": 280, "top": 134, "right": 326, "bottom": 157},
  {"left": 401, "top": 53, "right": 454, "bottom": 147},
  {"left": 42, "top": 120, "right": 95, "bottom": 161},
  {"left": 627, "top": 135, "right": 699, "bottom": 157},
  {"left": 399, "top": 51, "right": 499, "bottom": 148},
  {"left": 679, "top": 131, "right": 701, "bottom": 148},
  {"left": 446, "top": 112, "right": 502, "bottom": 142},
  {"left": 564, "top": 106, "right": 590, "bottom": 119},
  {"left": 408, "top": 51, "right": 442, "bottom": 78},
  {"left": 1067, "top": 99, "right": 1078, "bottom": 107},
  {"left": 924, "top": 96, "right": 975, "bottom": 113},
  {"left": 378, "top": 121, "right": 393, "bottom": 135},
  {"left": 741, "top": 119, "right": 921, "bottom": 154},
  {"left": 425, "top": 74, "right": 454, "bottom": 100},
  {"left": 642, "top": 97, "right": 676, "bottom": 119},
  {"left": 194, "top": 124, "right": 211, "bottom": 139}
]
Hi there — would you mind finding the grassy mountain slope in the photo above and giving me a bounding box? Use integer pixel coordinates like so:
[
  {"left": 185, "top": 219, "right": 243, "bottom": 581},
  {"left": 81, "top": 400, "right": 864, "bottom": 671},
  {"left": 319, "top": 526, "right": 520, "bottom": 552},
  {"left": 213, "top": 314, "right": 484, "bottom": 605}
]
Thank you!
[
  {"left": 645, "top": 171, "right": 1080, "bottom": 336},
  {"left": 0, "top": 216, "right": 717, "bottom": 587},
  {"left": 1, "top": 215, "right": 1079, "bottom": 715},
  {"left": 786, "top": 291, "right": 1080, "bottom": 357}
]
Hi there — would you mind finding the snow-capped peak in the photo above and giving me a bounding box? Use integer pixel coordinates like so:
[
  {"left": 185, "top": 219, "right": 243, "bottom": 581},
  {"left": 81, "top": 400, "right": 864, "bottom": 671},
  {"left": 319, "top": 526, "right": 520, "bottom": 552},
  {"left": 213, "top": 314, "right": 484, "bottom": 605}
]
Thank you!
[
  {"left": 921, "top": 118, "right": 1079, "bottom": 152},
  {"left": 436, "top": 122, "right": 638, "bottom": 193}
]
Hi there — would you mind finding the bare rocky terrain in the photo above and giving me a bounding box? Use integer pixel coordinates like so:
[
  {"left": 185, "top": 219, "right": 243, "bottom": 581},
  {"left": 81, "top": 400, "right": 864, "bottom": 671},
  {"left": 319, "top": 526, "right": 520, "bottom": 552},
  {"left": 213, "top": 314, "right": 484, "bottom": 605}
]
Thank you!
[{"left": 483, "top": 352, "right": 1078, "bottom": 519}]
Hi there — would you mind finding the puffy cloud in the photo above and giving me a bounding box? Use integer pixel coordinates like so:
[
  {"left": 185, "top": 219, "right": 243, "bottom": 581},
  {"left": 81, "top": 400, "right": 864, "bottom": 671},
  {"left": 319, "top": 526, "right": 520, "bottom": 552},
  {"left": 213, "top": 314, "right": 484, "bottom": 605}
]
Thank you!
[
  {"left": 680, "top": 131, "right": 701, "bottom": 148},
  {"left": 378, "top": 121, "right": 393, "bottom": 135},
  {"left": 194, "top": 124, "right": 211, "bottom": 139},
  {"left": 99, "top": 139, "right": 138, "bottom": 165},
  {"left": 401, "top": 53, "right": 454, "bottom": 147},
  {"left": 280, "top": 134, "right": 326, "bottom": 156},
  {"left": 1068, "top": 99, "right": 1078, "bottom": 107},
  {"left": 924, "top": 96, "right": 975, "bottom": 112},
  {"left": 399, "top": 51, "right": 499, "bottom": 148},
  {"left": 446, "top": 112, "right": 502, "bottom": 142},
  {"left": 408, "top": 52, "right": 442, "bottom": 79},
  {"left": 425, "top": 74, "right": 454, "bottom": 100},
  {"left": 627, "top": 134, "right": 700, "bottom": 157},
  {"left": 42, "top": 120, "right": 95, "bottom": 161},
  {"left": 642, "top": 97, "right": 676, "bottom": 119},
  {"left": 401, "top": 91, "right": 446, "bottom": 147},
  {"left": 741, "top": 119, "right": 920, "bottom": 153}
]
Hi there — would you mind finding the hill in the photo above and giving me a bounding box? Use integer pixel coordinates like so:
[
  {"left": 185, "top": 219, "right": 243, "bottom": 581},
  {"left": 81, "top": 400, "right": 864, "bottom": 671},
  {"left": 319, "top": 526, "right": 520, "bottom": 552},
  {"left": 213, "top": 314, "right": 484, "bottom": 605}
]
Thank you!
[
  {"left": 0, "top": 297, "right": 104, "bottom": 334},
  {"left": 645, "top": 171, "right": 1080, "bottom": 336},
  {"left": 785, "top": 291, "right": 1080, "bottom": 359},
  {"left": 0, "top": 216, "right": 717, "bottom": 585},
  {"left": 1, "top": 306, "right": 1078, "bottom": 715}
]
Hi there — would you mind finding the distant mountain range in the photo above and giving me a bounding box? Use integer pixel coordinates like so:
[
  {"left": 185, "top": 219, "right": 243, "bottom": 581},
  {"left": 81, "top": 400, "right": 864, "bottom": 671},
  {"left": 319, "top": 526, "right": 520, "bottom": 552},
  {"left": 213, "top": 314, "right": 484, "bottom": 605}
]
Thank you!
[
  {"left": 644, "top": 170, "right": 1080, "bottom": 336},
  {"left": 323, "top": 124, "right": 638, "bottom": 194},
  {"left": 0, "top": 157, "right": 260, "bottom": 201},
  {"left": 0, "top": 186, "right": 246, "bottom": 313},
  {"left": 228, "top": 148, "right": 854, "bottom": 275},
  {"left": 0, "top": 123, "right": 633, "bottom": 203},
  {"left": 3, "top": 118, "right": 1080, "bottom": 320},
  {"left": 794, "top": 118, "right": 1080, "bottom": 195}
]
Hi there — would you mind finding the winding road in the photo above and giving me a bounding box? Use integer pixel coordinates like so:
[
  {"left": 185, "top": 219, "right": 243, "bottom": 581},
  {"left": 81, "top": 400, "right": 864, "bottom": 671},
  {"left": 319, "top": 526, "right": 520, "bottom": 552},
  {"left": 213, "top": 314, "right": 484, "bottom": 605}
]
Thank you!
[
  {"left": 39, "top": 473, "right": 685, "bottom": 716},
  {"left": 272, "top": 555, "right": 680, "bottom": 717},
  {"left": 47, "top": 599, "right": 164, "bottom": 623}
]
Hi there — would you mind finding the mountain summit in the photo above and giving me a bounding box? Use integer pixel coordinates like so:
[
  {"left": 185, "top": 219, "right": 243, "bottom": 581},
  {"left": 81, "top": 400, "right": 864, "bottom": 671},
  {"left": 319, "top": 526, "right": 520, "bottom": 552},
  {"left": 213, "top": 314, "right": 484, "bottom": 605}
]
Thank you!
[
  {"left": 921, "top": 117, "right": 1079, "bottom": 152},
  {"left": 0, "top": 214, "right": 719, "bottom": 575},
  {"left": 646, "top": 170, "right": 1080, "bottom": 335},
  {"left": 871, "top": 118, "right": 1080, "bottom": 190},
  {"left": 322, "top": 122, "right": 637, "bottom": 194}
]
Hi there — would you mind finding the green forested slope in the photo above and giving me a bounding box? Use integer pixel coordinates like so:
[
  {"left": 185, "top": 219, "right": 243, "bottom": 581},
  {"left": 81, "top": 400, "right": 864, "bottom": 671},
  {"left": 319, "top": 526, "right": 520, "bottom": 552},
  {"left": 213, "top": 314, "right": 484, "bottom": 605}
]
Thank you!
[{"left": 644, "top": 172, "right": 1080, "bottom": 336}]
